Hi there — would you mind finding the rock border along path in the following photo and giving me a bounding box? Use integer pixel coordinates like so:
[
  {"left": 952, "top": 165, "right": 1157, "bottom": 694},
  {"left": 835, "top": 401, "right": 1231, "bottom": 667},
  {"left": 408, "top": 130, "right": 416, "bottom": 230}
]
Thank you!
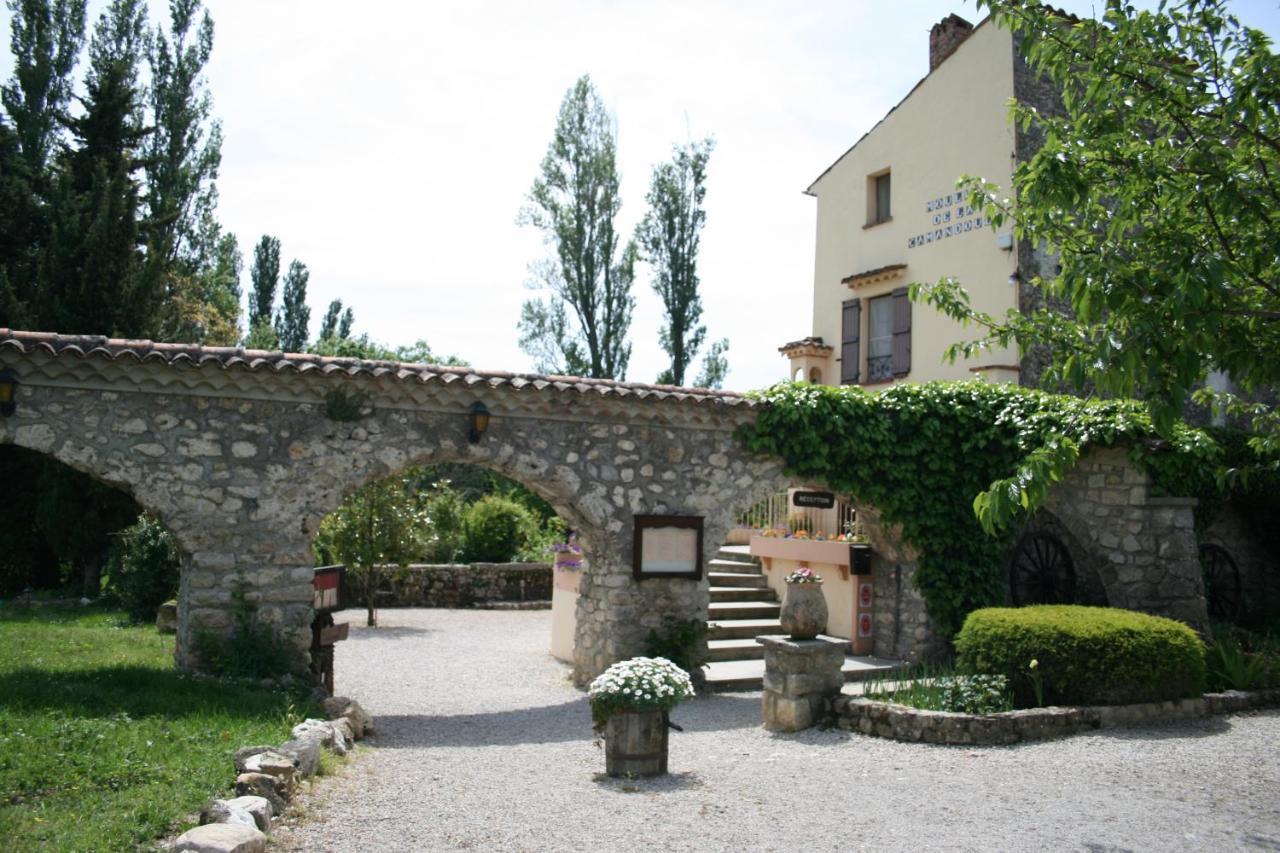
[{"left": 274, "top": 608, "right": 1280, "bottom": 853}]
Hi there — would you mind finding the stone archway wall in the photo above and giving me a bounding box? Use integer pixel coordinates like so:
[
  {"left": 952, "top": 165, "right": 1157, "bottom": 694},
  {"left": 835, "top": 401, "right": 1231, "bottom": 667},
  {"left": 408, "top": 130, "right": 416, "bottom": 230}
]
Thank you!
[
  {"left": 854, "top": 446, "right": 1211, "bottom": 661},
  {"left": 0, "top": 331, "right": 789, "bottom": 684},
  {"left": 1041, "top": 447, "right": 1208, "bottom": 632}
]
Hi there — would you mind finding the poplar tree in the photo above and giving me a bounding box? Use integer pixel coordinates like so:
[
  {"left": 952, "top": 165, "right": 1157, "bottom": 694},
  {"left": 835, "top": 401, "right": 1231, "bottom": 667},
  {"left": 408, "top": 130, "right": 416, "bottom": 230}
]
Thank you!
[
  {"left": 518, "top": 74, "right": 635, "bottom": 380},
  {"left": 1, "top": 0, "right": 86, "bottom": 182},
  {"left": 275, "top": 259, "right": 310, "bottom": 352},
  {"left": 246, "top": 234, "right": 279, "bottom": 348},
  {"left": 636, "top": 138, "right": 715, "bottom": 386},
  {"left": 318, "top": 299, "right": 342, "bottom": 341}
]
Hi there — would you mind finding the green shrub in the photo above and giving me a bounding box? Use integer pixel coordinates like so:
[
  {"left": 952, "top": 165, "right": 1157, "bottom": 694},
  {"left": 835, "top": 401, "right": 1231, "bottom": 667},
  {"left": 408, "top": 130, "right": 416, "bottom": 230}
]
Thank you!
[
  {"left": 421, "top": 485, "right": 467, "bottom": 563},
  {"left": 956, "top": 605, "right": 1206, "bottom": 706},
  {"left": 644, "top": 617, "right": 709, "bottom": 681},
  {"left": 461, "top": 495, "right": 534, "bottom": 563},
  {"left": 106, "top": 514, "right": 180, "bottom": 622}
]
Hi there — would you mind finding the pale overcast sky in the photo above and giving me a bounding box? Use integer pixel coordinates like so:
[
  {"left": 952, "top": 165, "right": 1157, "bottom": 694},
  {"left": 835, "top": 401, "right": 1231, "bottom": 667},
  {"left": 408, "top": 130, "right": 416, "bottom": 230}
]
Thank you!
[{"left": 4, "top": 1, "right": 1280, "bottom": 390}]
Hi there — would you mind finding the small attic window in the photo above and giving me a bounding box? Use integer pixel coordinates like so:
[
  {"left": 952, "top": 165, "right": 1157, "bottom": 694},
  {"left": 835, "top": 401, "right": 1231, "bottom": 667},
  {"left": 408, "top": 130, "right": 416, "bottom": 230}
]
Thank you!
[{"left": 867, "top": 171, "right": 891, "bottom": 226}]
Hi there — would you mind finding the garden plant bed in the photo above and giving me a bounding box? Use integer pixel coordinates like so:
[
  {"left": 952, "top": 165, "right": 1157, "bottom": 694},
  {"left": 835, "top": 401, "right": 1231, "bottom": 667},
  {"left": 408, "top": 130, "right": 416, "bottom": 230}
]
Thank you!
[{"left": 831, "top": 688, "right": 1280, "bottom": 745}]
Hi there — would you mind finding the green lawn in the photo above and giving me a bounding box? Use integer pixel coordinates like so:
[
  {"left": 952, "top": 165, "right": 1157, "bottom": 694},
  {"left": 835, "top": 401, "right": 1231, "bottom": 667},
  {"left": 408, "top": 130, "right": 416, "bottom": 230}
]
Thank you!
[{"left": 0, "top": 605, "right": 318, "bottom": 851}]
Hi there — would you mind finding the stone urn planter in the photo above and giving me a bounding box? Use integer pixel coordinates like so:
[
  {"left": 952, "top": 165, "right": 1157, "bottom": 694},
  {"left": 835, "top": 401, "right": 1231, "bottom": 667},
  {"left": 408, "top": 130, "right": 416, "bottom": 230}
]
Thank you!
[
  {"left": 604, "top": 708, "right": 669, "bottom": 777},
  {"left": 781, "top": 570, "right": 827, "bottom": 640}
]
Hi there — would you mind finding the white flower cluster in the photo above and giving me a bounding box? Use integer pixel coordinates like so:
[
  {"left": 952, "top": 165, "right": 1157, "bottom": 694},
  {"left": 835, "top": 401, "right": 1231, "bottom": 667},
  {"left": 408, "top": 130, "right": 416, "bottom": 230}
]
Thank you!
[{"left": 588, "top": 656, "right": 695, "bottom": 707}]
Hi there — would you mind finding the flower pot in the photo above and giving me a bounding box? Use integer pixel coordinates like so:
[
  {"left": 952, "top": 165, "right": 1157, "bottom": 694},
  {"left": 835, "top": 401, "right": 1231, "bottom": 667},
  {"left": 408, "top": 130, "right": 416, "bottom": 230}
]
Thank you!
[
  {"left": 781, "top": 582, "right": 828, "bottom": 640},
  {"left": 604, "top": 708, "right": 669, "bottom": 777}
]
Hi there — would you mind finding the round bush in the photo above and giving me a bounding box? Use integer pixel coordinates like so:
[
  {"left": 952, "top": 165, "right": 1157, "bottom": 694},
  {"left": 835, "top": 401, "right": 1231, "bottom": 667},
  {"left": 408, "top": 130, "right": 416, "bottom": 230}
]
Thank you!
[
  {"left": 461, "top": 495, "right": 534, "bottom": 563},
  {"left": 106, "top": 513, "right": 181, "bottom": 622},
  {"left": 956, "top": 605, "right": 1206, "bottom": 707}
]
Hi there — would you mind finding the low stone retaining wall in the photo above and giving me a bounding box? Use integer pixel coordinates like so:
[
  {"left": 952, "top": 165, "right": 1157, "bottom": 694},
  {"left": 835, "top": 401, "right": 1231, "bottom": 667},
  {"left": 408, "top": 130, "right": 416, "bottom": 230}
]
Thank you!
[
  {"left": 830, "top": 688, "right": 1280, "bottom": 746},
  {"left": 357, "top": 562, "right": 552, "bottom": 608}
]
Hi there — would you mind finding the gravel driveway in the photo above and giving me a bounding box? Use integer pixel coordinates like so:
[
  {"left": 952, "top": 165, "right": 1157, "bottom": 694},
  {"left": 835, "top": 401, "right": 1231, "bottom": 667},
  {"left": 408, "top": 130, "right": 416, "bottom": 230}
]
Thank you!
[{"left": 274, "top": 608, "right": 1280, "bottom": 853}]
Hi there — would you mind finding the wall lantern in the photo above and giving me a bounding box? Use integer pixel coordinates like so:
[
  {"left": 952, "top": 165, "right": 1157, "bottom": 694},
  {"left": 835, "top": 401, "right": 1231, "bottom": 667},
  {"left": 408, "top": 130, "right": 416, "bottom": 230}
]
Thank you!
[
  {"left": 468, "top": 401, "right": 491, "bottom": 444},
  {"left": 0, "top": 367, "right": 17, "bottom": 417},
  {"left": 1007, "top": 268, "right": 1022, "bottom": 287}
]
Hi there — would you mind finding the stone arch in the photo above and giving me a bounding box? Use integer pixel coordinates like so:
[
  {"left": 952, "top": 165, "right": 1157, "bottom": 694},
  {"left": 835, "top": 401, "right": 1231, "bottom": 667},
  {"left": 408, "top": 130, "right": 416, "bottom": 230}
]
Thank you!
[
  {"left": 1008, "top": 509, "right": 1109, "bottom": 607},
  {"left": 0, "top": 331, "right": 790, "bottom": 684}
]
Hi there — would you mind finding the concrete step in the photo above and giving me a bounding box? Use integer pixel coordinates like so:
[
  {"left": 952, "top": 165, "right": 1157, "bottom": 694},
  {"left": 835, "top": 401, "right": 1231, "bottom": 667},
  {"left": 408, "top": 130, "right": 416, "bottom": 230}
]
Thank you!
[
  {"left": 707, "top": 558, "right": 760, "bottom": 575},
  {"left": 707, "top": 571, "right": 769, "bottom": 589},
  {"left": 707, "top": 617, "right": 783, "bottom": 640},
  {"left": 704, "top": 650, "right": 903, "bottom": 692},
  {"left": 709, "top": 586, "right": 778, "bottom": 604},
  {"left": 707, "top": 638, "right": 766, "bottom": 662},
  {"left": 717, "top": 544, "right": 759, "bottom": 566},
  {"left": 708, "top": 601, "right": 781, "bottom": 620}
]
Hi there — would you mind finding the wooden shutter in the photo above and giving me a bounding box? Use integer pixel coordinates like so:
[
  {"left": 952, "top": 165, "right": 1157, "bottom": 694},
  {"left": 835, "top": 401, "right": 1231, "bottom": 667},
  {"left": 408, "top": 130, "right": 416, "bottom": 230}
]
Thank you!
[
  {"left": 891, "top": 287, "right": 911, "bottom": 377},
  {"left": 841, "top": 298, "right": 861, "bottom": 384}
]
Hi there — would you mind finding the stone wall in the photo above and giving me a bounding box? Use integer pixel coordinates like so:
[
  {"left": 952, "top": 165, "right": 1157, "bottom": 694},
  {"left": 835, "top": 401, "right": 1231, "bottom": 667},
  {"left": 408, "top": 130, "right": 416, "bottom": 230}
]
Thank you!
[
  {"left": 1203, "top": 502, "right": 1280, "bottom": 623},
  {"left": 850, "top": 446, "right": 1209, "bottom": 662},
  {"left": 856, "top": 504, "right": 945, "bottom": 663},
  {"left": 354, "top": 562, "right": 552, "bottom": 608},
  {"left": 830, "top": 689, "right": 1280, "bottom": 746},
  {"left": 1041, "top": 447, "right": 1208, "bottom": 632},
  {"left": 0, "top": 336, "right": 789, "bottom": 685}
]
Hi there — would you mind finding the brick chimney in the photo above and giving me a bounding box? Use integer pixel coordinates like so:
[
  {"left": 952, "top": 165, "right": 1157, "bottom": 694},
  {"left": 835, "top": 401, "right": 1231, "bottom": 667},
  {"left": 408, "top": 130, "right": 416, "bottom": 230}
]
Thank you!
[{"left": 929, "top": 14, "right": 974, "bottom": 72}]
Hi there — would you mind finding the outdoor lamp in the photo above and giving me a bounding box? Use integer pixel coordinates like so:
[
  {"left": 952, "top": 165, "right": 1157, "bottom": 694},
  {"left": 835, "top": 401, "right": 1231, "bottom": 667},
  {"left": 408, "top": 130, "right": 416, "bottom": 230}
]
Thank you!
[
  {"left": 468, "top": 401, "right": 491, "bottom": 444},
  {"left": 0, "top": 368, "right": 16, "bottom": 417},
  {"left": 1007, "top": 268, "right": 1022, "bottom": 287}
]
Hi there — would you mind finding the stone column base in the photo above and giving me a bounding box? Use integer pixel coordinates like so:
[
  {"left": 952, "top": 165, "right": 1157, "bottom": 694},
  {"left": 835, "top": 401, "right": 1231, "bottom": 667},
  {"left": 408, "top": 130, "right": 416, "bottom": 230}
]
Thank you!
[{"left": 757, "top": 635, "right": 845, "bottom": 732}]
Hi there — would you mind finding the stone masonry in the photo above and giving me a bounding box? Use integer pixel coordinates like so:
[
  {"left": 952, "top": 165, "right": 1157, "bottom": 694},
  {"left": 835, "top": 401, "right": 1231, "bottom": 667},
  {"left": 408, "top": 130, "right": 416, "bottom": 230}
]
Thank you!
[
  {"left": 758, "top": 635, "right": 845, "bottom": 732},
  {"left": 1041, "top": 446, "right": 1209, "bottom": 632},
  {"left": 856, "top": 446, "right": 1210, "bottom": 662},
  {"left": 0, "top": 331, "right": 1220, "bottom": 684},
  {"left": 0, "top": 331, "right": 789, "bottom": 685}
]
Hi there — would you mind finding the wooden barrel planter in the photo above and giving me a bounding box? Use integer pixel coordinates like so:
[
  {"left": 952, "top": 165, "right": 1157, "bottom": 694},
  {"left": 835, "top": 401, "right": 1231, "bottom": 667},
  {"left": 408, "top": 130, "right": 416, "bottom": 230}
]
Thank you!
[{"left": 604, "top": 708, "right": 669, "bottom": 777}]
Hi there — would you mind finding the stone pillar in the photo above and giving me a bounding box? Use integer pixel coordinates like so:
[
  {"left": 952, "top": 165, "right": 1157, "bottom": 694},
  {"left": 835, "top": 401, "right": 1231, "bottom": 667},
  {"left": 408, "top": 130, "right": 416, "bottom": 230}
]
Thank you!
[{"left": 758, "top": 635, "right": 845, "bottom": 732}]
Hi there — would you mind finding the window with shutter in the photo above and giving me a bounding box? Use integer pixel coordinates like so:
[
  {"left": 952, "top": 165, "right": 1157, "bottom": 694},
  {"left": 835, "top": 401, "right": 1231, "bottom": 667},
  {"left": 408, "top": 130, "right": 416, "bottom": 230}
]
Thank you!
[
  {"left": 840, "top": 299, "right": 860, "bottom": 384},
  {"left": 891, "top": 287, "right": 911, "bottom": 376},
  {"left": 867, "top": 295, "right": 894, "bottom": 381}
]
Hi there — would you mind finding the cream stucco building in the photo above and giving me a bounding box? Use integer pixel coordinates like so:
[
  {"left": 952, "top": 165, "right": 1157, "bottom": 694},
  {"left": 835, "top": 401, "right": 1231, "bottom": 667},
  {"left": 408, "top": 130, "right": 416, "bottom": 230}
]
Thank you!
[{"left": 785, "top": 14, "right": 1052, "bottom": 388}]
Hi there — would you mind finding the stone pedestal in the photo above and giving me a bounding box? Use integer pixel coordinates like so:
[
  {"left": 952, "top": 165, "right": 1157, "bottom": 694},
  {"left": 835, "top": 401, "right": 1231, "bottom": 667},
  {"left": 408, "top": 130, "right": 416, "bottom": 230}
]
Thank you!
[{"left": 757, "top": 635, "right": 845, "bottom": 732}]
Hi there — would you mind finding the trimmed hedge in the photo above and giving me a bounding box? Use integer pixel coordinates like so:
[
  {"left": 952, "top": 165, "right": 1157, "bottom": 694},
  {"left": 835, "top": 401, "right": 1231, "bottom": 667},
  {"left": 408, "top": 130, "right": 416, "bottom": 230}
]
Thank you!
[
  {"left": 461, "top": 495, "right": 534, "bottom": 563},
  {"left": 956, "top": 605, "right": 1206, "bottom": 707}
]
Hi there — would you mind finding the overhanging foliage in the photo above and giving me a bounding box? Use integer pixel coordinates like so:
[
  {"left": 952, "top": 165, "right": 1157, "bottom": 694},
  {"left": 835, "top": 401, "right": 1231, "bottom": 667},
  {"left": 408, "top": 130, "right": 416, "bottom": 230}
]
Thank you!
[{"left": 738, "top": 381, "right": 1226, "bottom": 636}]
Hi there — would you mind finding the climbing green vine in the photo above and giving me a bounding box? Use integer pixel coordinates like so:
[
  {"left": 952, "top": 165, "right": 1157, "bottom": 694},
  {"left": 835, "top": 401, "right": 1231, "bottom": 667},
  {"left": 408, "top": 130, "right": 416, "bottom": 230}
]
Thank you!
[{"left": 737, "top": 381, "right": 1227, "bottom": 638}]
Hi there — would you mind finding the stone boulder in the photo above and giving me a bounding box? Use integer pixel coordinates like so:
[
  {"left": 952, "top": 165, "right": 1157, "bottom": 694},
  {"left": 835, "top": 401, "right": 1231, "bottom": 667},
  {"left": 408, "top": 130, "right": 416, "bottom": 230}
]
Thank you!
[
  {"left": 234, "top": 772, "right": 288, "bottom": 815},
  {"left": 199, "top": 799, "right": 257, "bottom": 830},
  {"left": 293, "top": 718, "right": 349, "bottom": 756},
  {"left": 291, "top": 718, "right": 334, "bottom": 748},
  {"left": 223, "top": 796, "right": 273, "bottom": 832},
  {"left": 233, "top": 745, "right": 276, "bottom": 774},
  {"left": 155, "top": 600, "right": 178, "bottom": 634},
  {"left": 322, "top": 696, "right": 374, "bottom": 739},
  {"left": 241, "top": 750, "right": 295, "bottom": 784},
  {"left": 329, "top": 716, "right": 355, "bottom": 746},
  {"left": 174, "top": 822, "right": 265, "bottom": 853},
  {"left": 275, "top": 737, "right": 321, "bottom": 779}
]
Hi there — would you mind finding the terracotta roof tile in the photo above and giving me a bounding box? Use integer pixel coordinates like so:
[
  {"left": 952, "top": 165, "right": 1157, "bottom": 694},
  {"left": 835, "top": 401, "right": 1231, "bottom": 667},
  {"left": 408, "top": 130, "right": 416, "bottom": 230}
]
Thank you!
[{"left": 0, "top": 329, "right": 756, "bottom": 409}]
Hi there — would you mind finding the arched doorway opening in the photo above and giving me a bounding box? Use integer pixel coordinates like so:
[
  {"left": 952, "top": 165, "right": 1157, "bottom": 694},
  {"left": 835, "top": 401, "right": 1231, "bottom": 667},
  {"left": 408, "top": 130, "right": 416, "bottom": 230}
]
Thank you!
[
  {"left": 0, "top": 445, "right": 183, "bottom": 622},
  {"left": 308, "top": 460, "right": 583, "bottom": 695}
]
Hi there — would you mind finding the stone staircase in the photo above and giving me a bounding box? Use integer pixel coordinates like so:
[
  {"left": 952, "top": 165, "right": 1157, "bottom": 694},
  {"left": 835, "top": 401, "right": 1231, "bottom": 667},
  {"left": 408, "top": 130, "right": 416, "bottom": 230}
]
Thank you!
[
  {"left": 706, "top": 544, "right": 779, "bottom": 661},
  {"left": 703, "top": 543, "right": 901, "bottom": 691}
]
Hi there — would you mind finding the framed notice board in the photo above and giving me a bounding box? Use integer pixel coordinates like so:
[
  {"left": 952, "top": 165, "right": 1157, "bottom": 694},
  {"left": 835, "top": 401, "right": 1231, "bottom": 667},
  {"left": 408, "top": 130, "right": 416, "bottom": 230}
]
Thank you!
[{"left": 632, "top": 515, "right": 704, "bottom": 581}]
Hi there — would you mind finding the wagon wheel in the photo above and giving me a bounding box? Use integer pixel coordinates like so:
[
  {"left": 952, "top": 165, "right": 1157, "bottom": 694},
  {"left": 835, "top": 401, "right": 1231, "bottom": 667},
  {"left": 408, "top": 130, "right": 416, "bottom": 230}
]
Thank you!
[
  {"left": 1198, "top": 543, "right": 1242, "bottom": 622},
  {"left": 1009, "top": 531, "right": 1076, "bottom": 606}
]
